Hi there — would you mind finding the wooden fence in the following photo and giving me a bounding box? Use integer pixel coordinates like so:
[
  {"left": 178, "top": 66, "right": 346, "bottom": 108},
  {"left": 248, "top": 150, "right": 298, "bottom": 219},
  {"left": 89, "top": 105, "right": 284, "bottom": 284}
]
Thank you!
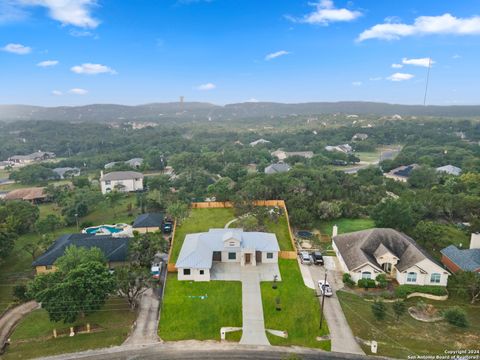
[{"left": 167, "top": 200, "right": 297, "bottom": 272}]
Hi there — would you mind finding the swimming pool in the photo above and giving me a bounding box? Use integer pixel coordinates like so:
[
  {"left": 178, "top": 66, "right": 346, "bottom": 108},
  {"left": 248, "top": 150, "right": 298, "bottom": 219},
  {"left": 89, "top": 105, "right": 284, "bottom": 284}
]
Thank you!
[
  {"left": 84, "top": 225, "right": 124, "bottom": 235},
  {"left": 297, "top": 230, "right": 313, "bottom": 238}
]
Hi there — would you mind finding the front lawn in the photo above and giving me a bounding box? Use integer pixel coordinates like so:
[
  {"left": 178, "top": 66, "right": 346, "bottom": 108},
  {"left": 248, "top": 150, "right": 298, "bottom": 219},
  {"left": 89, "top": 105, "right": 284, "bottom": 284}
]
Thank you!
[
  {"left": 3, "top": 298, "right": 135, "bottom": 360},
  {"left": 171, "top": 208, "right": 236, "bottom": 262},
  {"left": 337, "top": 291, "right": 480, "bottom": 358},
  {"left": 158, "top": 274, "right": 242, "bottom": 341},
  {"left": 315, "top": 218, "right": 375, "bottom": 237},
  {"left": 261, "top": 259, "right": 330, "bottom": 350}
]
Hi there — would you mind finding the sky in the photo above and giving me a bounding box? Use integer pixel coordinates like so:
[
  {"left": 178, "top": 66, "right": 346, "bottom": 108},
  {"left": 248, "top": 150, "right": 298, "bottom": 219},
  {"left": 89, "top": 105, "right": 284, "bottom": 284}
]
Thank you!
[{"left": 1, "top": 0, "right": 480, "bottom": 106}]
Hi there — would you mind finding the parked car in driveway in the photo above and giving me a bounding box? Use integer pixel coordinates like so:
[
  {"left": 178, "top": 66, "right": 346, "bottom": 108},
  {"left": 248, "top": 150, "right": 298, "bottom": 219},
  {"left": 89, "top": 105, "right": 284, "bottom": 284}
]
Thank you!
[
  {"left": 299, "top": 251, "right": 312, "bottom": 265},
  {"left": 311, "top": 251, "right": 324, "bottom": 265},
  {"left": 318, "top": 279, "right": 333, "bottom": 297}
]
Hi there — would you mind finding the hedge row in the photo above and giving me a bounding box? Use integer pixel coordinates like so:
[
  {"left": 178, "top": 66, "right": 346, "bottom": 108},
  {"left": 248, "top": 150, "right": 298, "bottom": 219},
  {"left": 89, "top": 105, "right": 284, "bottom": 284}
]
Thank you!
[{"left": 395, "top": 285, "right": 448, "bottom": 298}]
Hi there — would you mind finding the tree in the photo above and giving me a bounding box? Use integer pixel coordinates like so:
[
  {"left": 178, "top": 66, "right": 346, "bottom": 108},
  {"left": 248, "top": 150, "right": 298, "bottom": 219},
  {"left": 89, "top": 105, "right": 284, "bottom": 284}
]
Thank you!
[
  {"left": 115, "top": 265, "right": 151, "bottom": 310},
  {"left": 207, "top": 178, "right": 234, "bottom": 202},
  {"left": 35, "top": 214, "right": 64, "bottom": 234},
  {"left": 0, "top": 200, "right": 39, "bottom": 234},
  {"left": 371, "top": 300, "right": 387, "bottom": 321},
  {"left": 105, "top": 190, "right": 123, "bottom": 217},
  {"left": 167, "top": 202, "right": 189, "bottom": 224},
  {"left": 443, "top": 307, "right": 468, "bottom": 328},
  {"left": 392, "top": 300, "right": 406, "bottom": 321},
  {"left": 22, "top": 234, "right": 53, "bottom": 260},
  {"left": 410, "top": 221, "right": 443, "bottom": 247},
  {"left": 0, "top": 224, "right": 17, "bottom": 262},
  {"left": 371, "top": 199, "right": 414, "bottom": 232},
  {"left": 9, "top": 164, "right": 56, "bottom": 184},
  {"left": 408, "top": 166, "right": 439, "bottom": 189},
  {"left": 55, "top": 246, "right": 106, "bottom": 273},
  {"left": 129, "top": 232, "right": 165, "bottom": 267},
  {"left": 449, "top": 271, "right": 480, "bottom": 304},
  {"left": 72, "top": 176, "right": 90, "bottom": 188},
  {"left": 29, "top": 261, "right": 115, "bottom": 323}
]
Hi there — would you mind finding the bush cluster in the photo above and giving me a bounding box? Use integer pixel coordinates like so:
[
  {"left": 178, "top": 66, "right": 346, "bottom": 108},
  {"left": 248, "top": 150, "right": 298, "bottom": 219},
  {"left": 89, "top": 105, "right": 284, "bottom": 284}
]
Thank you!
[{"left": 395, "top": 285, "right": 447, "bottom": 298}]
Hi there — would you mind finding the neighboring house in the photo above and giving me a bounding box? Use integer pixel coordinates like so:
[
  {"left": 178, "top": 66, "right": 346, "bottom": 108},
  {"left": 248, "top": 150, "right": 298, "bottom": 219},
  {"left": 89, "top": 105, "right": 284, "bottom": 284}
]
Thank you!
[
  {"left": 249, "top": 138, "right": 271, "bottom": 147},
  {"left": 32, "top": 233, "right": 131, "bottom": 274},
  {"left": 332, "top": 227, "right": 449, "bottom": 286},
  {"left": 436, "top": 165, "right": 462, "bottom": 176},
  {"left": 100, "top": 170, "right": 144, "bottom": 194},
  {"left": 8, "top": 151, "right": 55, "bottom": 165},
  {"left": 176, "top": 228, "right": 280, "bottom": 281},
  {"left": 271, "top": 149, "right": 314, "bottom": 161},
  {"left": 4, "top": 187, "right": 47, "bottom": 203},
  {"left": 325, "top": 144, "right": 353, "bottom": 154},
  {"left": 53, "top": 167, "right": 80, "bottom": 179},
  {"left": 133, "top": 213, "right": 164, "bottom": 233},
  {"left": 125, "top": 158, "right": 143, "bottom": 169},
  {"left": 440, "top": 233, "right": 480, "bottom": 273},
  {"left": 264, "top": 162, "right": 291, "bottom": 174},
  {"left": 352, "top": 133, "right": 369, "bottom": 141},
  {"left": 384, "top": 164, "right": 420, "bottom": 182}
]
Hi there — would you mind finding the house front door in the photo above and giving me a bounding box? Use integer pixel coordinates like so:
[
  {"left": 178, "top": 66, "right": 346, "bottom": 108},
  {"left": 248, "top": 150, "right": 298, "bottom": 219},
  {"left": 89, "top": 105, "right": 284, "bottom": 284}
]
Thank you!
[{"left": 245, "top": 253, "right": 251, "bottom": 265}]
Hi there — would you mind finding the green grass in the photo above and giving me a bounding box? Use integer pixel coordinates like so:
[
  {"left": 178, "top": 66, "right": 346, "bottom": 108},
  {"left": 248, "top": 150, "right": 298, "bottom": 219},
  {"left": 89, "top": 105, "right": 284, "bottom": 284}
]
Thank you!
[
  {"left": 314, "top": 218, "right": 375, "bottom": 237},
  {"left": 158, "top": 274, "right": 242, "bottom": 341},
  {"left": 263, "top": 214, "right": 294, "bottom": 251},
  {"left": 4, "top": 298, "right": 135, "bottom": 360},
  {"left": 171, "top": 208, "right": 236, "bottom": 262},
  {"left": 337, "top": 291, "right": 480, "bottom": 358},
  {"left": 261, "top": 259, "right": 330, "bottom": 350}
]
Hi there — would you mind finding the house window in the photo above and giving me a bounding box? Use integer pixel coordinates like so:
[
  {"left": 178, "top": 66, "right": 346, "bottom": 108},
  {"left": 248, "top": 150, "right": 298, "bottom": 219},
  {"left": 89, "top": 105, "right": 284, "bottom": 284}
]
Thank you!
[
  {"left": 200, "top": 270, "right": 204, "bottom": 275},
  {"left": 183, "top": 269, "right": 191, "bottom": 275},
  {"left": 430, "top": 273, "right": 441, "bottom": 284},
  {"left": 266, "top": 252, "right": 273, "bottom": 259},
  {"left": 406, "top": 272, "right": 417, "bottom": 283},
  {"left": 361, "top": 271, "right": 371, "bottom": 279},
  {"left": 228, "top": 252, "right": 236, "bottom": 260},
  {"left": 105, "top": 180, "right": 111, "bottom": 185},
  {"left": 46, "top": 265, "right": 53, "bottom": 270},
  {"left": 229, "top": 241, "right": 236, "bottom": 247}
]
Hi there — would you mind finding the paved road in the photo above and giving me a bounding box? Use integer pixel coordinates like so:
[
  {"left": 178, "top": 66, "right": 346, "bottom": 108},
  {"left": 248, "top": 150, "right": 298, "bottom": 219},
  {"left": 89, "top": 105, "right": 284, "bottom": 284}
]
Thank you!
[
  {"left": 37, "top": 341, "right": 377, "bottom": 360},
  {"left": 123, "top": 288, "right": 160, "bottom": 345},
  {"left": 0, "top": 301, "right": 39, "bottom": 353},
  {"left": 239, "top": 268, "right": 270, "bottom": 346},
  {"left": 309, "top": 260, "right": 365, "bottom": 355}
]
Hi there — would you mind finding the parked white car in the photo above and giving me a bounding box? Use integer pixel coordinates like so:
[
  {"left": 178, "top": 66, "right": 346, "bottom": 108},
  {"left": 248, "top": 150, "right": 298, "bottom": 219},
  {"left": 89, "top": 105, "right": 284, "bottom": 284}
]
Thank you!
[
  {"left": 299, "top": 251, "right": 312, "bottom": 265},
  {"left": 318, "top": 279, "right": 333, "bottom": 297}
]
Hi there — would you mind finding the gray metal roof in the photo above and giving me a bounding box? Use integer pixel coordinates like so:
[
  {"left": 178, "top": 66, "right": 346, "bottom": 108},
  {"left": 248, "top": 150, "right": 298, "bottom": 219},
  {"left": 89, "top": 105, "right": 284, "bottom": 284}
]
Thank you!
[
  {"left": 441, "top": 245, "right": 480, "bottom": 271},
  {"left": 264, "top": 163, "right": 291, "bottom": 174},
  {"left": 32, "top": 233, "right": 131, "bottom": 266},
  {"left": 133, "top": 213, "right": 164, "bottom": 228},
  {"left": 436, "top": 165, "right": 462, "bottom": 176},
  {"left": 101, "top": 171, "right": 144, "bottom": 181},
  {"left": 333, "top": 228, "right": 441, "bottom": 272},
  {"left": 176, "top": 228, "right": 279, "bottom": 269}
]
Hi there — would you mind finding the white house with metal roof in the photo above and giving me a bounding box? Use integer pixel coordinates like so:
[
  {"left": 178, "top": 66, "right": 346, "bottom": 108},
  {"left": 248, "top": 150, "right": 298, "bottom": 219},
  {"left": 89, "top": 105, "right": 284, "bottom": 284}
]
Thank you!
[
  {"left": 100, "top": 170, "right": 144, "bottom": 194},
  {"left": 176, "top": 228, "right": 280, "bottom": 281}
]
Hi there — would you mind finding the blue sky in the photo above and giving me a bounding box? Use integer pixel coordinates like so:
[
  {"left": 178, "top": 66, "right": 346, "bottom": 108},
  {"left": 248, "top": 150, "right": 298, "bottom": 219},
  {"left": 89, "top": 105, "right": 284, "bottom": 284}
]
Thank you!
[{"left": 1, "top": 0, "right": 480, "bottom": 106}]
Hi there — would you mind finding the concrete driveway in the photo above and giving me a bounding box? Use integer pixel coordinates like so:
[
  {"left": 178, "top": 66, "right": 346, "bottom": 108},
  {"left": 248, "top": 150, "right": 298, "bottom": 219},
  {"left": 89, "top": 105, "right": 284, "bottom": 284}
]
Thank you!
[{"left": 309, "top": 257, "right": 365, "bottom": 355}]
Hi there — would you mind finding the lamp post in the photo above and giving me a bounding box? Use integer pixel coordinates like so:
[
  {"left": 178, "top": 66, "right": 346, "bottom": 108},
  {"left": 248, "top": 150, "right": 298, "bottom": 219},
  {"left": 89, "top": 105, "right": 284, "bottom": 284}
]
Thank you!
[
  {"left": 75, "top": 213, "right": 79, "bottom": 231},
  {"left": 318, "top": 272, "right": 328, "bottom": 330}
]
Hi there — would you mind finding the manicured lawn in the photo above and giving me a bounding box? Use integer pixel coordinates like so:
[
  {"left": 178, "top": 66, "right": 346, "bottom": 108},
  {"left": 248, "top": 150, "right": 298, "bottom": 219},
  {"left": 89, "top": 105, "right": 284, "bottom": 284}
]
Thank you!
[
  {"left": 171, "top": 208, "right": 236, "bottom": 262},
  {"left": 337, "top": 291, "right": 480, "bottom": 358},
  {"left": 261, "top": 259, "right": 330, "bottom": 350},
  {"left": 158, "top": 274, "right": 242, "bottom": 341},
  {"left": 4, "top": 298, "right": 135, "bottom": 360},
  {"left": 315, "top": 218, "right": 375, "bottom": 237},
  {"left": 264, "top": 214, "right": 294, "bottom": 251}
]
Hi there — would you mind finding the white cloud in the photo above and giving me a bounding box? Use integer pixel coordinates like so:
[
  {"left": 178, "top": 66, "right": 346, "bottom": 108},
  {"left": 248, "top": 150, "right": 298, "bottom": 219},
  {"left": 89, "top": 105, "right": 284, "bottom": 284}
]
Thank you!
[
  {"left": 357, "top": 13, "right": 480, "bottom": 41},
  {"left": 17, "top": 0, "right": 99, "bottom": 28},
  {"left": 196, "top": 83, "right": 216, "bottom": 91},
  {"left": 402, "top": 57, "right": 434, "bottom": 67},
  {"left": 452, "top": 54, "right": 461, "bottom": 59},
  {"left": 51, "top": 90, "right": 63, "bottom": 96},
  {"left": 387, "top": 72, "right": 414, "bottom": 82},
  {"left": 291, "top": 0, "right": 362, "bottom": 25},
  {"left": 68, "top": 88, "right": 88, "bottom": 95},
  {"left": 352, "top": 81, "right": 362, "bottom": 86},
  {"left": 265, "top": 50, "right": 290, "bottom": 61},
  {"left": 71, "top": 63, "right": 116, "bottom": 75},
  {"left": 37, "top": 60, "right": 59, "bottom": 67},
  {"left": 391, "top": 63, "right": 403, "bottom": 69},
  {"left": 2, "top": 43, "right": 31, "bottom": 54}
]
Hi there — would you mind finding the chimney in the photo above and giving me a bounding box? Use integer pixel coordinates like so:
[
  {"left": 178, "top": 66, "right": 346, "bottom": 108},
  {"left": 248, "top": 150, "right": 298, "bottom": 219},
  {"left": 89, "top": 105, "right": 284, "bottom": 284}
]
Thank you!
[
  {"left": 100, "top": 170, "right": 104, "bottom": 178},
  {"left": 470, "top": 233, "right": 480, "bottom": 249},
  {"left": 332, "top": 225, "right": 338, "bottom": 238}
]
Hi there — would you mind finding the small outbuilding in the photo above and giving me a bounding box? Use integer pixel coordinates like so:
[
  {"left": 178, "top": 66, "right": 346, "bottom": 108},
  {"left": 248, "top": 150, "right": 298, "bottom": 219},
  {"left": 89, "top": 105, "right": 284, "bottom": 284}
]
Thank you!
[{"left": 133, "top": 213, "right": 164, "bottom": 233}]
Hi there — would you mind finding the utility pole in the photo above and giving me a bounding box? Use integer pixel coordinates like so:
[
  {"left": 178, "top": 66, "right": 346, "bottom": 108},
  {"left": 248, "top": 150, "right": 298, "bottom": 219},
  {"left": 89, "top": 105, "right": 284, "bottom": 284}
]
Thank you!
[
  {"left": 75, "top": 213, "right": 79, "bottom": 232},
  {"left": 319, "top": 272, "right": 327, "bottom": 329}
]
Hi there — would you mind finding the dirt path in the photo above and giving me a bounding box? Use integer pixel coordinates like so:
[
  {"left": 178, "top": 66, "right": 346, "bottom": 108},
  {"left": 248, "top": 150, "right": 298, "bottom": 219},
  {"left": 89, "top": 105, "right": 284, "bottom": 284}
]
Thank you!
[{"left": 0, "top": 301, "right": 39, "bottom": 352}]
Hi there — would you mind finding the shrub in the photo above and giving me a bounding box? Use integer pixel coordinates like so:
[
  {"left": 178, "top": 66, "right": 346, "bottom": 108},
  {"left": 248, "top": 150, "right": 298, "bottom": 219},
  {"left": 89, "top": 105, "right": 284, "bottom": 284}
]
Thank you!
[
  {"left": 12, "top": 284, "right": 31, "bottom": 303},
  {"left": 395, "top": 285, "right": 447, "bottom": 298},
  {"left": 376, "top": 274, "right": 388, "bottom": 289},
  {"left": 358, "top": 278, "right": 376, "bottom": 290},
  {"left": 443, "top": 307, "right": 468, "bottom": 328},
  {"left": 80, "top": 221, "right": 94, "bottom": 229},
  {"left": 392, "top": 300, "right": 407, "bottom": 321},
  {"left": 371, "top": 299, "right": 387, "bottom": 321},
  {"left": 343, "top": 273, "right": 355, "bottom": 287}
]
